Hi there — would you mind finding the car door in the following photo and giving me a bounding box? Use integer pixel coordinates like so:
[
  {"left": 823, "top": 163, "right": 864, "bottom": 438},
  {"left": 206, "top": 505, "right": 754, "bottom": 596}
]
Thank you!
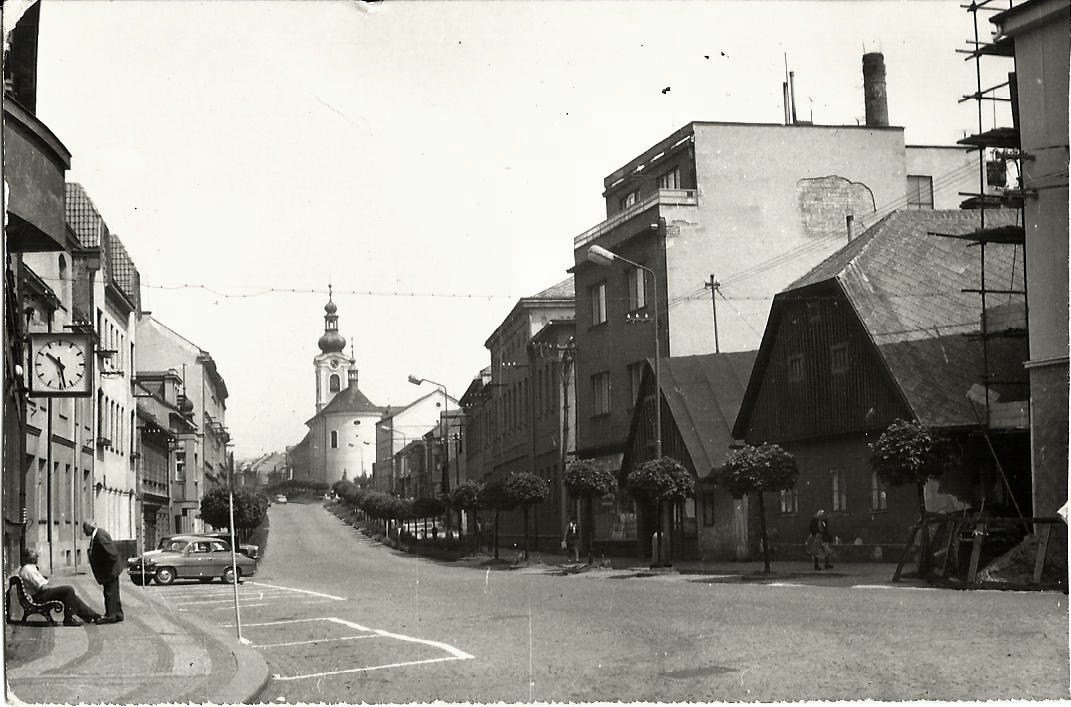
[
  {"left": 206, "top": 540, "right": 232, "bottom": 577},
  {"left": 186, "top": 541, "right": 211, "bottom": 578}
]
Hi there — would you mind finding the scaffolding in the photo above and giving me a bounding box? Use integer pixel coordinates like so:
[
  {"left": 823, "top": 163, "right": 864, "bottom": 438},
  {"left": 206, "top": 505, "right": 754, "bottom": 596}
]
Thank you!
[{"left": 898, "top": 1, "right": 1063, "bottom": 590}]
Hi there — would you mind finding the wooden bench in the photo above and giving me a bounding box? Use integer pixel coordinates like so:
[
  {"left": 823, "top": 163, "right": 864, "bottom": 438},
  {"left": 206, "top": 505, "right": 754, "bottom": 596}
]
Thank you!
[{"left": 6, "top": 576, "right": 64, "bottom": 625}]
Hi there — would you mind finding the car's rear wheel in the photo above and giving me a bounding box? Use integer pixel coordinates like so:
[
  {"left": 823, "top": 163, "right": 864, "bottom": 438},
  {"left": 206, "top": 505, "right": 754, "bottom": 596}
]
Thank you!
[
  {"left": 222, "top": 567, "right": 240, "bottom": 584},
  {"left": 154, "top": 567, "right": 176, "bottom": 585}
]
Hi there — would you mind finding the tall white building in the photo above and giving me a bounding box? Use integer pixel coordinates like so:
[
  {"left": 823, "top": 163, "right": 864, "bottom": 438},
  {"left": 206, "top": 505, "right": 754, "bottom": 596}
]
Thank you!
[{"left": 303, "top": 290, "right": 384, "bottom": 486}]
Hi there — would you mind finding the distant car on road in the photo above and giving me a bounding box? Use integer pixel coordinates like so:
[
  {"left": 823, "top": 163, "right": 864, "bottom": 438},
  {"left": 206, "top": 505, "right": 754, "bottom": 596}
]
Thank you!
[
  {"left": 275, "top": 494, "right": 288, "bottom": 504},
  {"left": 127, "top": 535, "right": 257, "bottom": 585}
]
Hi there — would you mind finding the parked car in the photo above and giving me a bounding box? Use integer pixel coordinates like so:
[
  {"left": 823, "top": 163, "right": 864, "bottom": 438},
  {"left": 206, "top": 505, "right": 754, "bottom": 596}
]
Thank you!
[
  {"left": 152, "top": 533, "right": 259, "bottom": 561},
  {"left": 127, "top": 535, "right": 257, "bottom": 586},
  {"left": 274, "top": 494, "right": 288, "bottom": 504}
]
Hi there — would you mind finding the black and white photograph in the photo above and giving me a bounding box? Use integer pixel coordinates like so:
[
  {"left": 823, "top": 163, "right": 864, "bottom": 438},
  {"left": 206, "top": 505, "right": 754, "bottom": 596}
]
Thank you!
[{"left": 3, "top": 0, "right": 1068, "bottom": 703}]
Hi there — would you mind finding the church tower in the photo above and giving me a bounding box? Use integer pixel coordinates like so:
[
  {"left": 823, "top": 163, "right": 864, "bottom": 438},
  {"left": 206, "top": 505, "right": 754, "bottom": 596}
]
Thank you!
[{"left": 314, "top": 286, "right": 351, "bottom": 413}]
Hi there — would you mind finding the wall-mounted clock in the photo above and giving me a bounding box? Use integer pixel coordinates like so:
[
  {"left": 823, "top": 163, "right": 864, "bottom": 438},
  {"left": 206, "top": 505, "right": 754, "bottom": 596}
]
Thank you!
[{"left": 27, "top": 332, "right": 94, "bottom": 397}]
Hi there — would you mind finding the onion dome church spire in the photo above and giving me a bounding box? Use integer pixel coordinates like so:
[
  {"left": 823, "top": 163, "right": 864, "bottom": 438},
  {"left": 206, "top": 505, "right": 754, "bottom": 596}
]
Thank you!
[{"left": 317, "top": 284, "right": 347, "bottom": 354}]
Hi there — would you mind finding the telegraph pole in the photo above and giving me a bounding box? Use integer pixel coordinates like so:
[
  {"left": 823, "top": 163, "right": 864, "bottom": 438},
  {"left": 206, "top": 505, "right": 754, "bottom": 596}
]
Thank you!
[{"left": 704, "top": 275, "right": 721, "bottom": 353}]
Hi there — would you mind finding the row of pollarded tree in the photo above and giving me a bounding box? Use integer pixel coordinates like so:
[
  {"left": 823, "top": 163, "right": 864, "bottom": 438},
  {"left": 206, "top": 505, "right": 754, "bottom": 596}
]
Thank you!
[
  {"left": 329, "top": 418, "right": 944, "bottom": 572},
  {"left": 565, "top": 418, "right": 949, "bottom": 573}
]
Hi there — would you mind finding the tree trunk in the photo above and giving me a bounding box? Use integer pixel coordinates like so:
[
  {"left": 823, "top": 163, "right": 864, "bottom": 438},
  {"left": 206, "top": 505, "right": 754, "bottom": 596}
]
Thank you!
[
  {"left": 523, "top": 505, "right": 530, "bottom": 560},
  {"left": 471, "top": 510, "right": 479, "bottom": 555},
  {"left": 494, "top": 509, "right": 500, "bottom": 560},
  {"left": 585, "top": 495, "right": 595, "bottom": 565},
  {"left": 757, "top": 491, "right": 770, "bottom": 574},
  {"left": 655, "top": 500, "right": 664, "bottom": 567},
  {"left": 917, "top": 480, "right": 930, "bottom": 574}
]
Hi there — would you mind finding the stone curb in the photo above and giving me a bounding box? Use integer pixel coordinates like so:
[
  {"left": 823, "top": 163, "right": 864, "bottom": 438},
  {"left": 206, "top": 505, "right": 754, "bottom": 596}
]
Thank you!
[{"left": 133, "top": 582, "right": 271, "bottom": 704}]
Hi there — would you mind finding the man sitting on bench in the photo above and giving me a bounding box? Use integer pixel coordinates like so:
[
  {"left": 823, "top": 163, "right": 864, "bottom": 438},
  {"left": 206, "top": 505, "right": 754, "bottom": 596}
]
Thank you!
[{"left": 18, "top": 550, "right": 102, "bottom": 626}]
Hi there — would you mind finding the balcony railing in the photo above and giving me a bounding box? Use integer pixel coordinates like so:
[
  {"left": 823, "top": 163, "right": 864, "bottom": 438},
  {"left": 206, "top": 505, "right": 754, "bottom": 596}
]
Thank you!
[{"left": 574, "top": 189, "right": 698, "bottom": 249}]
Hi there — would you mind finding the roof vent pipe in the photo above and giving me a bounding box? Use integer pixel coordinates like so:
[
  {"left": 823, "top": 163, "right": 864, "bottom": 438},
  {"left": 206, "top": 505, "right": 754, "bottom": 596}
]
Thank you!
[{"left": 862, "top": 52, "right": 889, "bottom": 127}]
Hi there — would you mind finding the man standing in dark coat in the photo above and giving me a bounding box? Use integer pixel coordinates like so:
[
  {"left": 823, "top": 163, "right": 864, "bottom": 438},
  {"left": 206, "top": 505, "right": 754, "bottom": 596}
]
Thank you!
[{"left": 82, "top": 520, "right": 123, "bottom": 623}]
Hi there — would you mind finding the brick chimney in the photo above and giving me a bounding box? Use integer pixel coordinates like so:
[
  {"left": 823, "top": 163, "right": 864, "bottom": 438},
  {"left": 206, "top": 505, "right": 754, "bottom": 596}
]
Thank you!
[{"left": 862, "top": 52, "right": 889, "bottom": 127}]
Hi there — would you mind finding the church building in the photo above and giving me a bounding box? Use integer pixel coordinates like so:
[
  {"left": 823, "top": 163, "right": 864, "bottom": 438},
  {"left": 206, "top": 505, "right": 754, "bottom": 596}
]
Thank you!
[{"left": 302, "top": 288, "right": 384, "bottom": 486}]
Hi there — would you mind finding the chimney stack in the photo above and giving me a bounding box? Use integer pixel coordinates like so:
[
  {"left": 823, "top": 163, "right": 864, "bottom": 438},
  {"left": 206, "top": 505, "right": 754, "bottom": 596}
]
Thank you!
[{"left": 862, "top": 52, "right": 889, "bottom": 127}]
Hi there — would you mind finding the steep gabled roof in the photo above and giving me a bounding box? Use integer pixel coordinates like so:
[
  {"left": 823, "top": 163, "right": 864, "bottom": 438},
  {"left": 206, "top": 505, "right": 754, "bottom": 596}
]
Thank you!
[
  {"left": 738, "top": 208, "right": 1026, "bottom": 434},
  {"left": 628, "top": 350, "right": 757, "bottom": 476},
  {"left": 65, "top": 183, "right": 104, "bottom": 248}
]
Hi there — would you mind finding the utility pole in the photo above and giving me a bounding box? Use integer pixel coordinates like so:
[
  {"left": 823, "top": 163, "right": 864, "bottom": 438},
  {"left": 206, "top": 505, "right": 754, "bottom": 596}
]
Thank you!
[{"left": 704, "top": 275, "right": 721, "bottom": 353}]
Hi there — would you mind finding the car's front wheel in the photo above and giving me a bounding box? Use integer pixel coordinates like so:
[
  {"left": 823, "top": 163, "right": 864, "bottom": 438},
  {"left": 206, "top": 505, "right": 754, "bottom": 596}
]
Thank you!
[
  {"left": 222, "top": 567, "right": 240, "bottom": 584},
  {"left": 130, "top": 574, "right": 147, "bottom": 586},
  {"left": 154, "top": 567, "right": 176, "bottom": 585}
]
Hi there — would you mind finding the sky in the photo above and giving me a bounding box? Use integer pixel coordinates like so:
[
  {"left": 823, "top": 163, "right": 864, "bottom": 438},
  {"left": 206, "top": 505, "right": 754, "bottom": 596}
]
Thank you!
[{"left": 29, "top": 0, "right": 1008, "bottom": 458}]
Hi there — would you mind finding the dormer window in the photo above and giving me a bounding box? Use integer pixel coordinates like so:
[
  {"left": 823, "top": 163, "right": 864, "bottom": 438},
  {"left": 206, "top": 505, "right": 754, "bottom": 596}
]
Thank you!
[{"left": 619, "top": 190, "right": 638, "bottom": 211}]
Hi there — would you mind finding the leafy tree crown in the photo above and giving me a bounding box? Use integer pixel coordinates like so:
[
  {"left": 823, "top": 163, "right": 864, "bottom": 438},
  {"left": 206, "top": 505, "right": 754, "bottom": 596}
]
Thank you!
[
  {"left": 719, "top": 443, "right": 799, "bottom": 499},
  {"left": 505, "top": 472, "right": 550, "bottom": 507},
  {"left": 564, "top": 460, "right": 618, "bottom": 498},
  {"left": 448, "top": 480, "right": 484, "bottom": 510},
  {"left": 626, "top": 456, "right": 695, "bottom": 503},
  {"left": 869, "top": 418, "right": 946, "bottom": 487},
  {"left": 199, "top": 487, "right": 268, "bottom": 530}
]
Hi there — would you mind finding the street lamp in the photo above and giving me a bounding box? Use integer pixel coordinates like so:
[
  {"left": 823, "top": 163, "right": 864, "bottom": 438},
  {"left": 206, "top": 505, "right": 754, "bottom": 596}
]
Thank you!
[
  {"left": 586, "top": 243, "right": 662, "bottom": 459},
  {"left": 409, "top": 374, "right": 453, "bottom": 529}
]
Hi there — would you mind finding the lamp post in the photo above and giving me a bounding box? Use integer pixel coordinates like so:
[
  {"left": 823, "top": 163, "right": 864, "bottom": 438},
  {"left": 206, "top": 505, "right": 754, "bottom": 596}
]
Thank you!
[
  {"left": 408, "top": 374, "right": 452, "bottom": 532},
  {"left": 586, "top": 243, "right": 662, "bottom": 459}
]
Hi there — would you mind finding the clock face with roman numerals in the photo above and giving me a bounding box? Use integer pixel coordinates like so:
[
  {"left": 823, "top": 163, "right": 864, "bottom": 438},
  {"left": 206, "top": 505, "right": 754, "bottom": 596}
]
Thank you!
[{"left": 28, "top": 333, "right": 93, "bottom": 397}]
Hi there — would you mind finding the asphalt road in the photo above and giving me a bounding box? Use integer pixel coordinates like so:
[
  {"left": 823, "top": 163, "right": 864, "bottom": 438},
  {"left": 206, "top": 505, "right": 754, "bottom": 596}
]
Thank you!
[{"left": 153, "top": 501, "right": 1070, "bottom": 703}]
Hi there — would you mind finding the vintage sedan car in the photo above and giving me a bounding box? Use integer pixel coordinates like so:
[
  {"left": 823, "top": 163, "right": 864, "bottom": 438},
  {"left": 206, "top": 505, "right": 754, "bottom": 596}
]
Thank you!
[
  {"left": 127, "top": 535, "right": 257, "bottom": 585},
  {"left": 150, "top": 533, "right": 260, "bottom": 561},
  {"left": 274, "top": 494, "right": 288, "bottom": 504}
]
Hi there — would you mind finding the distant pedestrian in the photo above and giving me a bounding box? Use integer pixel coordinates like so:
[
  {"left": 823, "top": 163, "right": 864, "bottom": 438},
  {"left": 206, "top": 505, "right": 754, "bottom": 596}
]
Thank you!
[
  {"left": 18, "top": 549, "right": 102, "bottom": 626},
  {"left": 806, "top": 510, "right": 834, "bottom": 571},
  {"left": 563, "top": 518, "right": 579, "bottom": 563},
  {"left": 82, "top": 521, "right": 123, "bottom": 623}
]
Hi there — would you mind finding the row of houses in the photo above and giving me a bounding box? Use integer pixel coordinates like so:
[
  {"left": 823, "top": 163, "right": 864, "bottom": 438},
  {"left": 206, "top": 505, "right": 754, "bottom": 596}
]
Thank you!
[
  {"left": 364, "top": 6, "right": 1065, "bottom": 564},
  {"left": 3, "top": 2, "right": 235, "bottom": 576}
]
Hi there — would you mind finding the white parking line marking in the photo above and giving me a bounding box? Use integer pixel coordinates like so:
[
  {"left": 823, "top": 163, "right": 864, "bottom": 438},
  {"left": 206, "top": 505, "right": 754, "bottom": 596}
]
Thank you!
[
  {"left": 254, "top": 634, "right": 378, "bottom": 649},
  {"left": 226, "top": 617, "right": 327, "bottom": 628},
  {"left": 244, "top": 581, "right": 345, "bottom": 601},
  {"left": 262, "top": 617, "right": 474, "bottom": 681},
  {"left": 273, "top": 655, "right": 468, "bottom": 681},
  {"left": 765, "top": 582, "right": 805, "bottom": 587},
  {"left": 851, "top": 584, "right": 937, "bottom": 591}
]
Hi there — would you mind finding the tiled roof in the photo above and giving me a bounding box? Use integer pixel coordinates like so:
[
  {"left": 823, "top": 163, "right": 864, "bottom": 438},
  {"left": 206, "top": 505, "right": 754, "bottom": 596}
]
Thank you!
[
  {"left": 65, "top": 183, "right": 104, "bottom": 248},
  {"left": 318, "top": 384, "right": 385, "bottom": 417},
  {"left": 788, "top": 208, "right": 1027, "bottom": 428},
  {"left": 654, "top": 350, "right": 757, "bottom": 476},
  {"left": 528, "top": 276, "right": 574, "bottom": 301},
  {"left": 109, "top": 234, "right": 140, "bottom": 307}
]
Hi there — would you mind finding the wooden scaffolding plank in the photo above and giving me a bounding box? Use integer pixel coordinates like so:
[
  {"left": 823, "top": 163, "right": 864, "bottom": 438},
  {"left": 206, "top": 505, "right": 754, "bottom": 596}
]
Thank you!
[{"left": 1032, "top": 525, "right": 1053, "bottom": 584}]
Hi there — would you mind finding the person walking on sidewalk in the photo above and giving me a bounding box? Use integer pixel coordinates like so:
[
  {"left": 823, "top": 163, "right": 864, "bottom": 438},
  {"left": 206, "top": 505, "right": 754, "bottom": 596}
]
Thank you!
[
  {"left": 563, "top": 518, "right": 579, "bottom": 563},
  {"left": 17, "top": 550, "right": 102, "bottom": 626},
  {"left": 806, "top": 510, "right": 834, "bottom": 571},
  {"left": 82, "top": 521, "right": 123, "bottom": 623}
]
